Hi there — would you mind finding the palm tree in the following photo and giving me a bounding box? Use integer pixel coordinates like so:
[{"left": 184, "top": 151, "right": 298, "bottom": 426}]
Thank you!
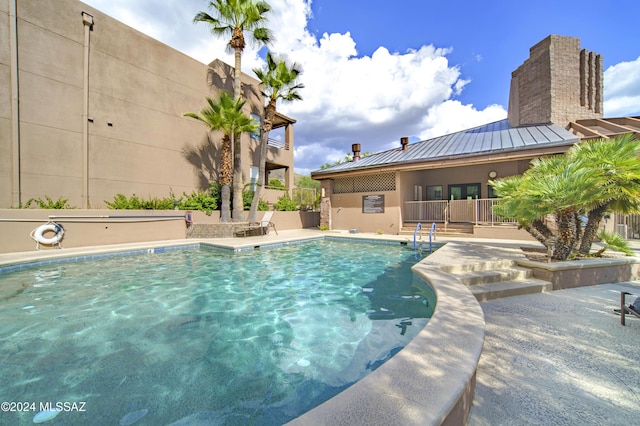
[
  {"left": 491, "top": 154, "right": 602, "bottom": 260},
  {"left": 569, "top": 134, "right": 640, "bottom": 255},
  {"left": 490, "top": 174, "right": 555, "bottom": 246},
  {"left": 492, "top": 135, "right": 640, "bottom": 260},
  {"left": 194, "top": 0, "right": 272, "bottom": 221},
  {"left": 248, "top": 52, "right": 304, "bottom": 222},
  {"left": 184, "top": 92, "right": 258, "bottom": 222}
]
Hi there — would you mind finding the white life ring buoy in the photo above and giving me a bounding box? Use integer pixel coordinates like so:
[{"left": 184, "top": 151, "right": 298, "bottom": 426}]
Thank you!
[{"left": 31, "top": 223, "right": 65, "bottom": 247}]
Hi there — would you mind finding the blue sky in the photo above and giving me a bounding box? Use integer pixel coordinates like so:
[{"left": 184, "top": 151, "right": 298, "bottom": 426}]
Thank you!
[
  {"left": 308, "top": 0, "right": 640, "bottom": 110},
  {"left": 82, "top": 0, "right": 640, "bottom": 175}
]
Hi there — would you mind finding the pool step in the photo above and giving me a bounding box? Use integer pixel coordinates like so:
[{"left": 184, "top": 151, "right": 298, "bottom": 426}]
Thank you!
[
  {"left": 447, "top": 263, "right": 552, "bottom": 301},
  {"left": 470, "top": 278, "right": 553, "bottom": 301},
  {"left": 456, "top": 266, "right": 533, "bottom": 286}
]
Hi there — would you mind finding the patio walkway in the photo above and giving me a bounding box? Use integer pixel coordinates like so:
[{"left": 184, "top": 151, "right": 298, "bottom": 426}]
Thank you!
[{"left": 469, "top": 279, "right": 640, "bottom": 425}]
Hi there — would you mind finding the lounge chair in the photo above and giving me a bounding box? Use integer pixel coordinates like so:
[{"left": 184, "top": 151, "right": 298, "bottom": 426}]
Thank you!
[
  {"left": 256, "top": 211, "right": 277, "bottom": 235},
  {"left": 617, "top": 292, "right": 640, "bottom": 326},
  {"left": 235, "top": 211, "right": 278, "bottom": 237}
]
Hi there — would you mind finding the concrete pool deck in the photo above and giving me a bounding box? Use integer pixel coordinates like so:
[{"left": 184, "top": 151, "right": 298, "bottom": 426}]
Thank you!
[{"left": 1, "top": 230, "right": 639, "bottom": 424}]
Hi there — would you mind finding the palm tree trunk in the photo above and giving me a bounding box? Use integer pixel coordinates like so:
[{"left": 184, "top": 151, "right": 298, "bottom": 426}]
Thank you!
[
  {"left": 523, "top": 218, "right": 554, "bottom": 247},
  {"left": 248, "top": 99, "right": 276, "bottom": 222},
  {"left": 232, "top": 132, "right": 244, "bottom": 221},
  {"left": 220, "top": 135, "right": 232, "bottom": 222},
  {"left": 553, "top": 211, "right": 578, "bottom": 260},
  {"left": 231, "top": 47, "right": 244, "bottom": 222},
  {"left": 220, "top": 184, "right": 231, "bottom": 223},
  {"left": 578, "top": 204, "right": 608, "bottom": 255}
]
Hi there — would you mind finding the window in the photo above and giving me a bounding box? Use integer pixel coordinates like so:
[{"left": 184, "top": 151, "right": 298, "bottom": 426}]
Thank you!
[
  {"left": 426, "top": 185, "right": 443, "bottom": 201},
  {"left": 249, "top": 166, "right": 259, "bottom": 191},
  {"left": 488, "top": 185, "right": 498, "bottom": 198},
  {"left": 448, "top": 183, "right": 480, "bottom": 200},
  {"left": 250, "top": 114, "right": 261, "bottom": 140},
  {"left": 414, "top": 185, "right": 423, "bottom": 201}
]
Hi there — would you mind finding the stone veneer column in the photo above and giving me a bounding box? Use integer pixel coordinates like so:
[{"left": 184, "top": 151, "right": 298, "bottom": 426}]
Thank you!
[{"left": 319, "top": 180, "right": 332, "bottom": 229}]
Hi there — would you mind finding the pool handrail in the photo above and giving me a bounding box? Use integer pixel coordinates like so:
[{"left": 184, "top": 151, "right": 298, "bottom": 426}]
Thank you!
[
  {"left": 413, "top": 222, "right": 422, "bottom": 250},
  {"left": 429, "top": 222, "right": 437, "bottom": 251}
]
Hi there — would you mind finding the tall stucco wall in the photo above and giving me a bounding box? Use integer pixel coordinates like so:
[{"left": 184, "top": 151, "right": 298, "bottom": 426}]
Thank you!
[
  {"left": 329, "top": 191, "right": 402, "bottom": 234},
  {"left": 0, "top": 0, "right": 275, "bottom": 209},
  {"left": 0, "top": 1, "right": 14, "bottom": 206}
]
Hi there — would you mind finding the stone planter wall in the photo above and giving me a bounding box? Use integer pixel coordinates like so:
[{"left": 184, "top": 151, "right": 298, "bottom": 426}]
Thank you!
[{"left": 517, "top": 257, "right": 640, "bottom": 290}]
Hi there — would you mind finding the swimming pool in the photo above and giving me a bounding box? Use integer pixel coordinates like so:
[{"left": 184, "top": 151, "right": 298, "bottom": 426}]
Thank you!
[{"left": 0, "top": 239, "right": 435, "bottom": 425}]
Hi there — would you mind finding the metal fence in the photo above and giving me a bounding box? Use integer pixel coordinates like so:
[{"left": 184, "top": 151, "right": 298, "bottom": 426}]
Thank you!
[
  {"left": 403, "top": 199, "right": 518, "bottom": 225},
  {"left": 404, "top": 200, "right": 640, "bottom": 238},
  {"left": 614, "top": 214, "right": 640, "bottom": 239},
  {"left": 293, "top": 187, "right": 318, "bottom": 211}
]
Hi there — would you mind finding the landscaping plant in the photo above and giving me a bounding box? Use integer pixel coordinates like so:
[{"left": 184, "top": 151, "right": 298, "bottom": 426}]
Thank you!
[{"left": 490, "top": 134, "right": 640, "bottom": 260}]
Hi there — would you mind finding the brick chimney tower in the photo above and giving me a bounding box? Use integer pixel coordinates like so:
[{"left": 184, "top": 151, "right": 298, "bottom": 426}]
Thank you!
[{"left": 507, "top": 35, "right": 603, "bottom": 127}]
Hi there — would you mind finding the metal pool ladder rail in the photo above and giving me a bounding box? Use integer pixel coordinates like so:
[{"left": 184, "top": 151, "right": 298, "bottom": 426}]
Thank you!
[
  {"left": 429, "top": 222, "right": 437, "bottom": 251},
  {"left": 413, "top": 223, "right": 422, "bottom": 250},
  {"left": 414, "top": 222, "right": 437, "bottom": 252}
]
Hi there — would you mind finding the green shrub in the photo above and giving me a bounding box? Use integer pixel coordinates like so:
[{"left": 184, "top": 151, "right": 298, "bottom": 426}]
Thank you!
[
  {"left": 104, "top": 194, "right": 174, "bottom": 210},
  {"left": 594, "top": 229, "right": 633, "bottom": 256},
  {"left": 24, "top": 196, "right": 75, "bottom": 209},
  {"left": 105, "top": 185, "right": 221, "bottom": 215},
  {"left": 274, "top": 193, "right": 298, "bottom": 211},
  {"left": 268, "top": 178, "right": 286, "bottom": 189},
  {"left": 177, "top": 191, "right": 218, "bottom": 216},
  {"left": 242, "top": 190, "right": 269, "bottom": 211}
]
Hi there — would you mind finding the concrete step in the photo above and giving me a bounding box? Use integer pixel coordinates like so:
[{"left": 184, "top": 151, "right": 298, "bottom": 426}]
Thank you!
[
  {"left": 400, "top": 223, "right": 473, "bottom": 235},
  {"left": 438, "top": 259, "right": 517, "bottom": 274},
  {"left": 470, "top": 278, "right": 553, "bottom": 301},
  {"left": 456, "top": 266, "right": 532, "bottom": 286}
]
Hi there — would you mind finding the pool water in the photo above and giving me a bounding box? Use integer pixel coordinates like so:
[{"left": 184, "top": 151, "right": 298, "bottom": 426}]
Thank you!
[{"left": 0, "top": 240, "right": 435, "bottom": 425}]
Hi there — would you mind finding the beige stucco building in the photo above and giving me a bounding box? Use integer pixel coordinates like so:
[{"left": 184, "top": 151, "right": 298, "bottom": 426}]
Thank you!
[
  {"left": 1, "top": 0, "right": 296, "bottom": 210},
  {"left": 312, "top": 35, "right": 640, "bottom": 237}
]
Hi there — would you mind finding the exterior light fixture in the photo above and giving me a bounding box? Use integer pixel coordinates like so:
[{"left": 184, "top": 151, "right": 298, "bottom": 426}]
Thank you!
[{"left": 488, "top": 171, "right": 498, "bottom": 179}]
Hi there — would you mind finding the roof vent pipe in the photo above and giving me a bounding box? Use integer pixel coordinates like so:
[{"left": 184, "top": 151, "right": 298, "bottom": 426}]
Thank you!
[
  {"left": 400, "top": 137, "right": 409, "bottom": 150},
  {"left": 352, "top": 143, "right": 361, "bottom": 161}
]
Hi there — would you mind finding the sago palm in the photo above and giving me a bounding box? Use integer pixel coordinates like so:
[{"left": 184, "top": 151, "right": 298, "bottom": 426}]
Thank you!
[
  {"left": 194, "top": 0, "right": 272, "bottom": 221},
  {"left": 491, "top": 175, "right": 555, "bottom": 246},
  {"left": 491, "top": 154, "right": 601, "bottom": 260},
  {"left": 184, "top": 93, "right": 258, "bottom": 222},
  {"left": 569, "top": 133, "right": 640, "bottom": 255},
  {"left": 247, "top": 52, "right": 304, "bottom": 222}
]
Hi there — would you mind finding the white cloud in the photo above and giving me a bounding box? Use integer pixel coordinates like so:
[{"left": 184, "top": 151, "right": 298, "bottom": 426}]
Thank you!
[
  {"left": 294, "top": 143, "right": 347, "bottom": 175},
  {"left": 419, "top": 101, "right": 507, "bottom": 140},
  {"left": 604, "top": 56, "right": 640, "bottom": 117}
]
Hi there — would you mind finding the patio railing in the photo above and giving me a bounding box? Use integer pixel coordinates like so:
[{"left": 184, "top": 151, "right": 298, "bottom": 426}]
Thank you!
[{"left": 403, "top": 199, "right": 518, "bottom": 225}]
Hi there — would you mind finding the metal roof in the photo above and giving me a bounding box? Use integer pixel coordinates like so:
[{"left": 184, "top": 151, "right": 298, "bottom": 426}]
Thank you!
[{"left": 312, "top": 119, "right": 579, "bottom": 176}]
